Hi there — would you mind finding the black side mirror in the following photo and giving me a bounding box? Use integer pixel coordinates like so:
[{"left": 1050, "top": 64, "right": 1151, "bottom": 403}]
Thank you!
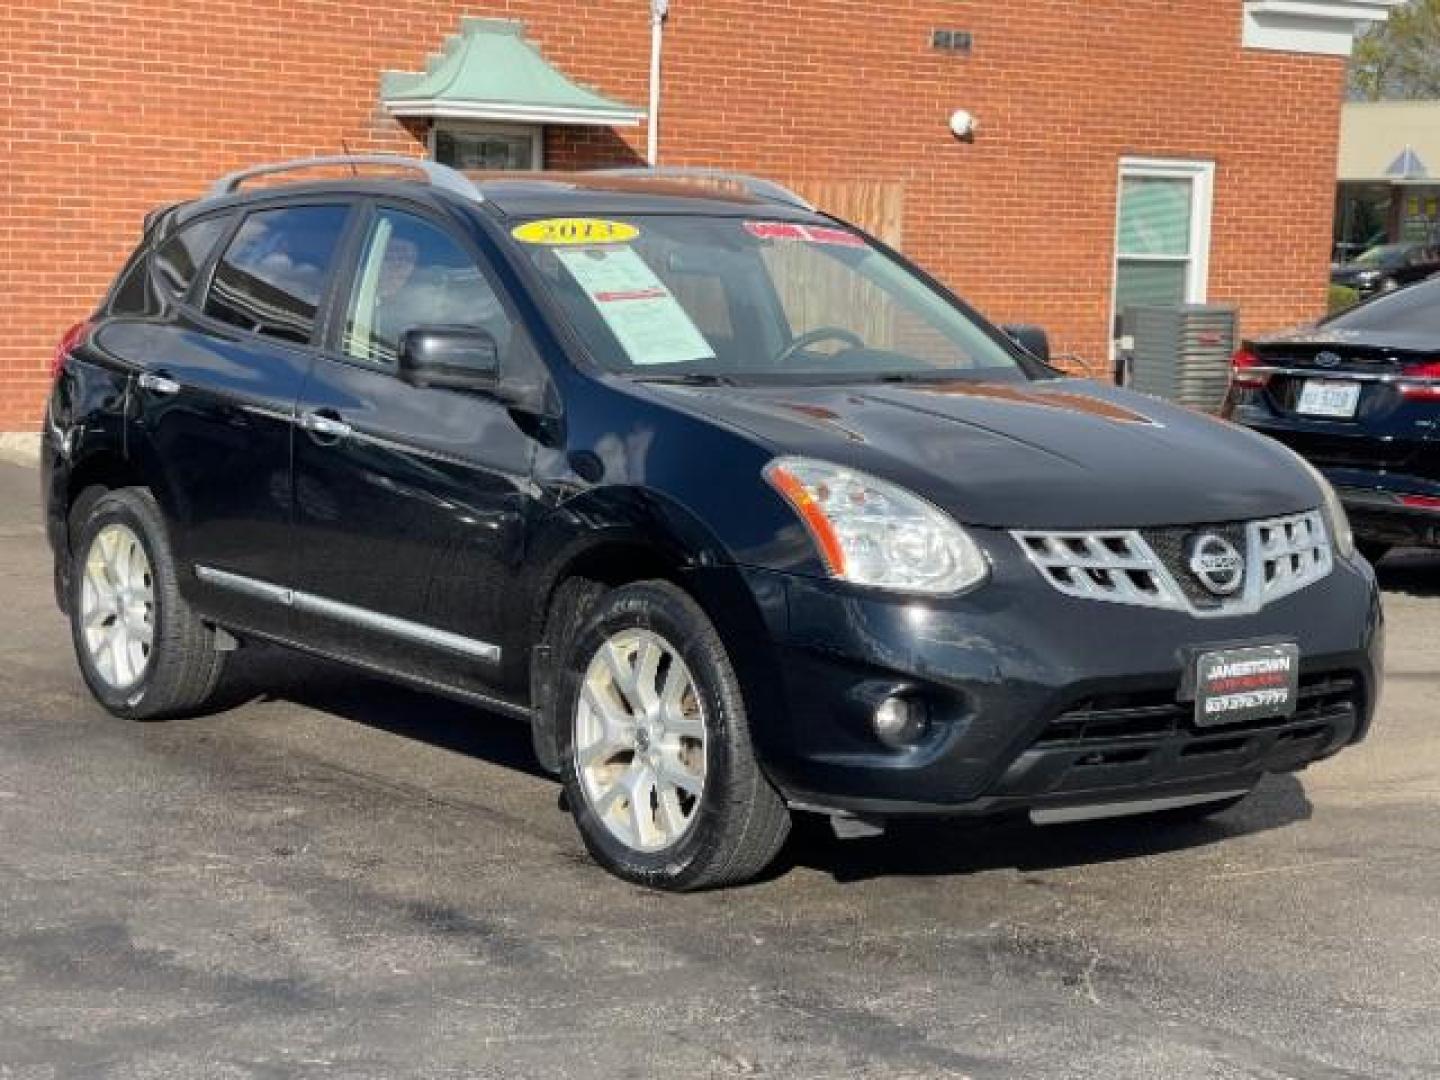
[
  {"left": 1002, "top": 324, "right": 1051, "bottom": 363},
  {"left": 398, "top": 326, "right": 500, "bottom": 393}
]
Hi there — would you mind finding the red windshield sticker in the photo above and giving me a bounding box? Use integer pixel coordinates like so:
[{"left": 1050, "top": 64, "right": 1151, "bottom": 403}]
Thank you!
[
  {"left": 594, "top": 288, "right": 668, "bottom": 303},
  {"left": 745, "top": 221, "right": 808, "bottom": 242},
  {"left": 804, "top": 225, "right": 866, "bottom": 248},
  {"left": 744, "top": 221, "right": 866, "bottom": 247}
]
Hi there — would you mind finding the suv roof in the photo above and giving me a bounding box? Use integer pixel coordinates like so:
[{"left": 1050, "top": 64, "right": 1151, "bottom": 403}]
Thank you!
[
  {"left": 190, "top": 155, "right": 823, "bottom": 224},
  {"left": 471, "top": 171, "right": 816, "bottom": 219}
]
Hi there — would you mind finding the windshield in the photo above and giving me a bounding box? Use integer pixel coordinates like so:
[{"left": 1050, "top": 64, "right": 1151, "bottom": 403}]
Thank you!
[
  {"left": 1351, "top": 243, "right": 1410, "bottom": 267},
  {"left": 510, "top": 215, "right": 1029, "bottom": 382},
  {"left": 1325, "top": 277, "right": 1440, "bottom": 335}
]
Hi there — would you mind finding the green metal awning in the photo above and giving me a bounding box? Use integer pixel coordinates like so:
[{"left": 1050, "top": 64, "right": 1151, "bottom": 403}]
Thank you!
[{"left": 381, "top": 18, "right": 644, "bottom": 127}]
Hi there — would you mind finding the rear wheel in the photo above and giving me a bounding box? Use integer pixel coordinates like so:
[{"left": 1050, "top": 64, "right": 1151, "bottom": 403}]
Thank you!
[
  {"left": 556, "top": 580, "right": 790, "bottom": 890},
  {"left": 69, "top": 488, "right": 227, "bottom": 719}
]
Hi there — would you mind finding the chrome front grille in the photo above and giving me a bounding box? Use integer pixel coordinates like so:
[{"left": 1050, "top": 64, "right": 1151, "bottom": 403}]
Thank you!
[
  {"left": 1254, "top": 511, "right": 1332, "bottom": 604},
  {"left": 1014, "top": 510, "right": 1332, "bottom": 616},
  {"left": 1012, "top": 531, "right": 1187, "bottom": 610}
]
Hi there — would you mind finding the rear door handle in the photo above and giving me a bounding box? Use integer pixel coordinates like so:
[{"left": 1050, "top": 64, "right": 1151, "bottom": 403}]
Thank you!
[
  {"left": 137, "top": 371, "right": 181, "bottom": 396},
  {"left": 298, "top": 409, "right": 353, "bottom": 441}
]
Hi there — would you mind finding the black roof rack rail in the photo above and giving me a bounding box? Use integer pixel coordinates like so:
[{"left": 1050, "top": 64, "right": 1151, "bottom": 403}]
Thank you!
[
  {"left": 208, "top": 154, "right": 481, "bottom": 202},
  {"left": 587, "top": 167, "right": 814, "bottom": 211}
]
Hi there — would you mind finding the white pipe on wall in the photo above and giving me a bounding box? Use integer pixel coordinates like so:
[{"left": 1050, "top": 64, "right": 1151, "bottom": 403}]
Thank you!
[{"left": 647, "top": 0, "right": 668, "bottom": 164}]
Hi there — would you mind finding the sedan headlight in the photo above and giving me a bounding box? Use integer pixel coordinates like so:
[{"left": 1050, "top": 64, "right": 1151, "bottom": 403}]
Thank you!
[
  {"left": 1295, "top": 456, "right": 1355, "bottom": 559},
  {"left": 763, "top": 456, "right": 988, "bottom": 595}
]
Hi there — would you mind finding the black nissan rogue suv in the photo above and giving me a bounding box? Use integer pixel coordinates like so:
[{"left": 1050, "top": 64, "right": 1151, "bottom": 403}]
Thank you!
[{"left": 43, "top": 156, "right": 1382, "bottom": 890}]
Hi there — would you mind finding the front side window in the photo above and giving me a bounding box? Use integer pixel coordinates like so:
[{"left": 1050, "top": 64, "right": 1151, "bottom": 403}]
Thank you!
[
  {"left": 203, "top": 205, "right": 349, "bottom": 344},
  {"left": 342, "top": 208, "right": 511, "bottom": 368},
  {"left": 512, "top": 215, "right": 1026, "bottom": 382},
  {"left": 1352, "top": 243, "right": 1411, "bottom": 268},
  {"left": 153, "top": 214, "right": 230, "bottom": 302}
]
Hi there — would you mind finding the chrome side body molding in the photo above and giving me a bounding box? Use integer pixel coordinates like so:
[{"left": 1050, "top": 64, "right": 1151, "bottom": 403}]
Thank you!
[{"left": 194, "top": 565, "right": 501, "bottom": 663}]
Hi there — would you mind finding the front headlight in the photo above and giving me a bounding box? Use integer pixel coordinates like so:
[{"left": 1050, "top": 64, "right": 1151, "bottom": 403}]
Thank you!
[
  {"left": 1296, "top": 456, "right": 1355, "bottom": 559},
  {"left": 763, "top": 456, "right": 988, "bottom": 595}
]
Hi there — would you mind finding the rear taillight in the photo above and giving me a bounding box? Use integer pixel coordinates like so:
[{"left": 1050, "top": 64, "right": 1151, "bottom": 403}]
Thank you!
[
  {"left": 1400, "top": 494, "right": 1440, "bottom": 511},
  {"left": 51, "top": 319, "right": 92, "bottom": 380},
  {"left": 1398, "top": 360, "right": 1440, "bottom": 401},
  {"left": 1230, "top": 347, "right": 1270, "bottom": 390}
]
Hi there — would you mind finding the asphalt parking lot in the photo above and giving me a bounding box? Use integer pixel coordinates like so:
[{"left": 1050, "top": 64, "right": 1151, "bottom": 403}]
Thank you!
[{"left": 1, "top": 459, "right": 1438, "bottom": 1079}]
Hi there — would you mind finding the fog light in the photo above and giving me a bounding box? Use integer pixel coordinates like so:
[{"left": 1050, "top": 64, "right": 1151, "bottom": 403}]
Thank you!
[{"left": 873, "top": 695, "right": 930, "bottom": 748}]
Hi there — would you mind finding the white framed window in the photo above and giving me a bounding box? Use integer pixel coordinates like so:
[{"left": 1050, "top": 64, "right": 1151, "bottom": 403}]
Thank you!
[
  {"left": 429, "top": 121, "right": 543, "bottom": 171},
  {"left": 1112, "top": 158, "right": 1215, "bottom": 347}
]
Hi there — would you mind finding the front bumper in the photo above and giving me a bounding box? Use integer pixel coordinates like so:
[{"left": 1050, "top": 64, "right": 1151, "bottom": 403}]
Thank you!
[{"left": 735, "top": 534, "right": 1382, "bottom": 819}]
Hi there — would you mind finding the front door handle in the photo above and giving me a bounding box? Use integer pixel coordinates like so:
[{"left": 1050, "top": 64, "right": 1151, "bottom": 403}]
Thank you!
[
  {"left": 298, "top": 409, "right": 353, "bottom": 441},
  {"left": 137, "top": 371, "right": 181, "bottom": 396}
]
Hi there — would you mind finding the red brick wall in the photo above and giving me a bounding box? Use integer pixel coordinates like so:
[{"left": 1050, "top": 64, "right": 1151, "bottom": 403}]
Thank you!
[{"left": 0, "top": 1, "right": 1345, "bottom": 430}]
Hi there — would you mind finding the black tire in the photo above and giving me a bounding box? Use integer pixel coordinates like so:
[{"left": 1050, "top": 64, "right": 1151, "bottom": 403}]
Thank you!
[
  {"left": 531, "top": 576, "right": 607, "bottom": 774},
  {"left": 555, "top": 580, "right": 791, "bottom": 890},
  {"left": 68, "top": 487, "right": 227, "bottom": 719},
  {"left": 1357, "top": 540, "right": 1392, "bottom": 566}
]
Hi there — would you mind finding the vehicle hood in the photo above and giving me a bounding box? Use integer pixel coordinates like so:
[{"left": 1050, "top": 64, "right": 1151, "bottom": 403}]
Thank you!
[{"left": 640, "top": 377, "right": 1319, "bottom": 529}]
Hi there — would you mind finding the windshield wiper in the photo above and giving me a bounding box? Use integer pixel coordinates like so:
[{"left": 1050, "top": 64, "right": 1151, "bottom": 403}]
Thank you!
[
  {"left": 630, "top": 372, "right": 735, "bottom": 386},
  {"left": 874, "top": 371, "right": 956, "bottom": 384}
]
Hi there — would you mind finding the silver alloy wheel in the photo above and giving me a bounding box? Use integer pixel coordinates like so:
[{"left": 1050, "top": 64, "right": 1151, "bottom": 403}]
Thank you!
[
  {"left": 80, "top": 523, "right": 156, "bottom": 690},
  {"left": 574, "top": 628, "right": 708, "bottom": 853}
]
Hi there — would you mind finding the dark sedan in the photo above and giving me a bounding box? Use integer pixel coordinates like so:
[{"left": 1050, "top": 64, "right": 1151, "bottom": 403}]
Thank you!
[
  {"left": 1331, "top": 242, "right": 1440, "bottom": 297},
  {"left": 1224, "top": 277, "right": 1440, "bottom": 561}
]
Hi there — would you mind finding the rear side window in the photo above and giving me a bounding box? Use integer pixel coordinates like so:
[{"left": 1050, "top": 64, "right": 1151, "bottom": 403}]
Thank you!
[
  {"left": 203, "top": 205, "right": 349, "bottom": 344},
  {"left": 1327, "top": 279, "right": 1440, "bottom": 335},
  {"left": 153, "top": 214, "right": 230, "bottom": 302}
]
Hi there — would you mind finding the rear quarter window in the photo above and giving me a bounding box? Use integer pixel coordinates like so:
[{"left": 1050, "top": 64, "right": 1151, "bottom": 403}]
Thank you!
[
  {"left": 202, "top": 204, "right": 349, "bottom": 345},
  {"left": 106, "top": 251, "right": 153, "bottom": 315},
  {"left": 152, "top": 214, "right": 231, "bottom": 303}
]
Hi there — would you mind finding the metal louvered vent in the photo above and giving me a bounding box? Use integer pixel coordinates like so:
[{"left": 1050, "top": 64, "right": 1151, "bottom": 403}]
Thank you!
[
  {"left": 1255, "top": 511, "right": 1332, "bottom": 604},
  {"left": 1013, "top": 531, "right": 1186, "bottom": 610},
  {"left": 1014, "top": 510, "right": 1332, "bottom": 617}
]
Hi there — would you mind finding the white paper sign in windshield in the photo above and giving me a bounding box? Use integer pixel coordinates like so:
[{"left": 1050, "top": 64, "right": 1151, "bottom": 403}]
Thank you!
[{"left": 554, "top": 247, "right": 715, "bottom": 367}]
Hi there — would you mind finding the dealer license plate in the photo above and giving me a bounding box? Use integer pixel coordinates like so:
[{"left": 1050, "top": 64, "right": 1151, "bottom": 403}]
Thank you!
[
  {"left": 1296, "top": 379, "right": 1361, "bottom": 418},
  {"left": 1194, "top": 643, "right": 1300, "bottom": 727}
]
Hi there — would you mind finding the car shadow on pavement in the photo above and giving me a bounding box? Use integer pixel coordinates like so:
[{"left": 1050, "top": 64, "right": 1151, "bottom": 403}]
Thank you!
[
  {"left": 202, "top": 643, "right": 1313, "bottom": 884},
  {"left": 204, "top": 641, "right": 551, "bottom": 780},
  {"left": 1374, "top": 549, "right": 1440, "bottom": 598},
  {"left": 771, "top": 775, "right": 1313, "bottom": 884}
]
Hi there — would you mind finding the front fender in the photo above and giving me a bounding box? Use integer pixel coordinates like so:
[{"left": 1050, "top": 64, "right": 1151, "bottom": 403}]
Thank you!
[{"left": 519, "top": 485, "right": 788, "bottom": 776}]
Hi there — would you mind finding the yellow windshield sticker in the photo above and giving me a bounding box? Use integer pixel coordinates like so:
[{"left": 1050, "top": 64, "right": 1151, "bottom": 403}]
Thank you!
[{"left": 512, "top": 218, "right": 639, "bottom": 246}]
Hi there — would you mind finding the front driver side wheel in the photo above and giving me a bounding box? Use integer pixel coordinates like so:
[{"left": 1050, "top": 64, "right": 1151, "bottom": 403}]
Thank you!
[{"left": 556, "top": 580, "right": 791, "bottom": 890}]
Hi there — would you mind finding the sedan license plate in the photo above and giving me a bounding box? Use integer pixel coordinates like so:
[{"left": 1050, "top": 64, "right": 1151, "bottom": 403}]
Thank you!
[
  {"left": 1296, "top": 379, "right": 1360, "bottom": 418},
  {"left": 1194, "top": 643, "right": 1300, "bottom": 727}
]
